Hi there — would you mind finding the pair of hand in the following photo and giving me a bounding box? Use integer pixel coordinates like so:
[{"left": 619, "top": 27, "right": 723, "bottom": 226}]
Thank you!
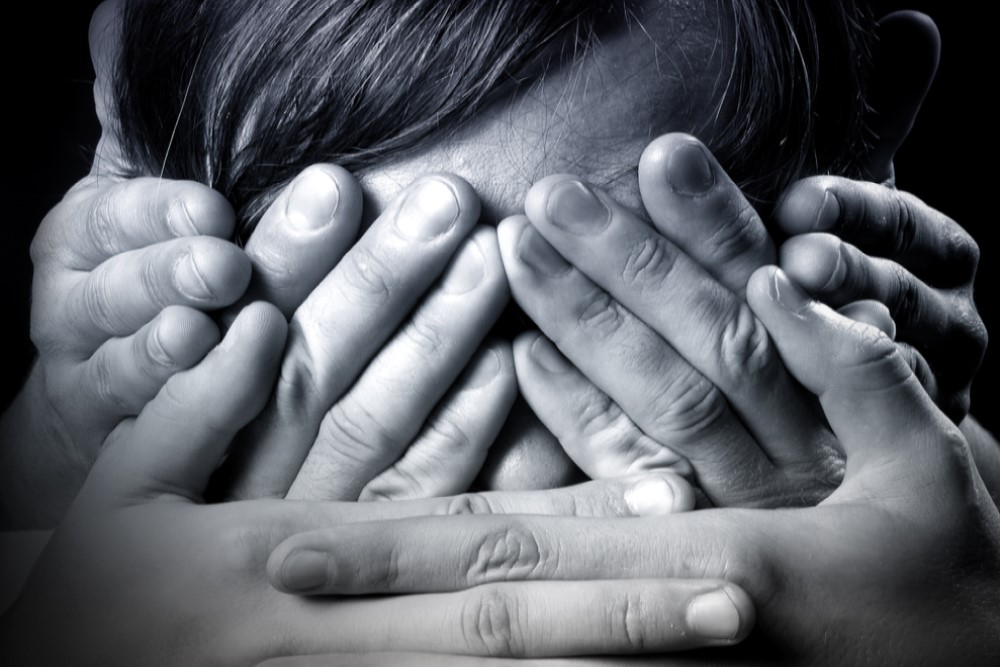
[{"left": 6, "top": 238, "right": 998, "bottom": 665}]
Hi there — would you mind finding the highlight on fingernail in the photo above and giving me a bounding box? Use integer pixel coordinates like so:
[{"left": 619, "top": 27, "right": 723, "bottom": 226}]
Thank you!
[
  {"left": 286, "top": 167, "right": 341, "bottom": 231},
  {"left": 624, "top": 477, "right": 676, "bottom": 516},
  {"left": 686, "top": 588, "right": 742, "bottom": 640},
  {"left": 396, "top": 178, "right": 461, "bottom": 240}
]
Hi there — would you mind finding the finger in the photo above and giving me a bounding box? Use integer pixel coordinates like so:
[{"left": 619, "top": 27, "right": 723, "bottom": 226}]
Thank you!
[
  {"left": 274, "top": 580, "right": 753, "bottom": 658},
  {"left": 512, "top": 331, "right": 691, "bottom": 480},
  {"left": 224, "top": 175, "right": 481, "bottom": 499},
  {"left": 773, "top": 177, "right": 978, "bottom": 282},
  {"left": 79, "top": 306, "right": 219, "bottom": 420},
  {"left": 237, "top": 165, "right": 363, "bottom": 318},
  {"left": 516, "top": 180, "right": 836, "bottom": 475},
  {"left": 638, "top": 133, "right": 775, "bottom": 294},
  {"left": 780, "top": 233, "right": 986, "bottom": 363},
  {"left": 359, "top": 342, "right": 518, "bottom": 501},
  {"left": 34, "top": 178, "right": 236, "bottom": 271},
  {"left": 498, "top": 215, "right": 780, "bottom": 505},
  {"left": 288, "top": 226, "right": 507, "bottom": 500},
  {"left": 863, "top": 11, "right": 940, "bottom": 182},
  {"left": 261, "top": 472, "right": 696, "bottom": 542},
  {"left": 836, "top": 301, "right": 896, "bottom": 340},
  {"left": 61, "top": 236, "right": 251, "bottom": 350},
  {"left": 745, "top": 266, "right": 961, "bottom": 466},
  {"left": 84, "top": 302, "right": 287, "bottom": 503},
  {"left": 258, "top": 654, "right": 682, "bottom": 667}
]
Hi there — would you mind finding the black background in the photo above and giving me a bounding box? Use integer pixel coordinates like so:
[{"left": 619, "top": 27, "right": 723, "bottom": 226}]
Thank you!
[{"left": 2, "top": 2, "right": 994, "bottom": 433}]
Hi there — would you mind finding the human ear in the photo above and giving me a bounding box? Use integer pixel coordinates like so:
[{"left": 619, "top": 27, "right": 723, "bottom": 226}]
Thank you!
[{"left": 862, "top": 11, "right": 941, "bottom": 184}]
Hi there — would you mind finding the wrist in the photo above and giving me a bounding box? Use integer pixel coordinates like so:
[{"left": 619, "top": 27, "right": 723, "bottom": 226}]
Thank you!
[{"left": 0, "top": 364, "right": 89, "bottom": 529}]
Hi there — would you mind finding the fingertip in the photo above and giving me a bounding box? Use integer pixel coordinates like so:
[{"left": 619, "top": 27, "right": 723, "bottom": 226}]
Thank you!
[
  {"left": 224, "top": 301, "right": 288, "bottom": 356},
  {"left": 686, "top": 583, "right": 755, "bottom": 644},
  {"left": 393, "top": 173, "right": 481, "bottom": 241},
  {"left": 165, "top": 182, "right": 237, "bottom": 239},
  {"left": 773, "top": 179, "right": 840, "bottom": 234},
  {"left": 639, "top": 132, "right": 717, "bottom": 197},
  {"left": 838, "top": 300, "right": 897, "bottom": 340},
  {"left": 779, "top": 233, "right": 843, "bottom": 293},
  {"left": 624, "top": 473, "right": 695, "bottom": 516},
  {"left": 281, "top": 164, "right": 362, "bottom": 235},
  {"left": 184, "top": 238, "right": 253, "bottom": 305},
  {"left": 153, "top": 305, "right": 220, "bottom": 368}
]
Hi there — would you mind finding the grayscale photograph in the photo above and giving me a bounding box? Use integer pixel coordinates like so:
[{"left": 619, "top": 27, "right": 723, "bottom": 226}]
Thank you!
[{"left": 1, "top": 1, "right": 997, "bottom": 665}]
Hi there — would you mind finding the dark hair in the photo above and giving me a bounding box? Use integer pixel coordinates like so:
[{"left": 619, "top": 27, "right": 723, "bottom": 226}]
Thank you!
[{"left": 112, "top": 0, "right": 875, "bottom": 239}]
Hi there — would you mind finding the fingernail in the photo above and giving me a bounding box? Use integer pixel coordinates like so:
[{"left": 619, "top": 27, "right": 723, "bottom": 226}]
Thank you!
[
  {"left": 687, "top": 589, "right": 741, "bottom": 640},
  {"left": 770, "top": 268, "right": 810, "bottom": 312},
  {"left": 396, "top": 178, "right": 460, "bottom": 240},
  {"left": 280, "top": 550, "right": 331, "bottom": 592},
  {"left": 530, "top": 335, "right": 571, "bottom": 373},
  {"left": 464, "top": 349, "right": 501, "bottom": 388},
  {"left": 624, "top": 477, "right": 676, "bottom": 516},
  {"left": 547, "top": 181, "right": 610, "bottom": 234},
  {"left": 175, "top": 249, "right": 215, "bottom": 300},
  {"left": 167, "top": 198, "right": 199, "bottom": 236},
  {"left": 810, "top": 190, "right": 840, "bottom": 231},
  {"left": 285, "top": 169, "right": 341, "bottom": 231},
  {"left": 667, "top": 142, "right": 715, "bottom": 195},
  {"left": 516, "top": 225, "right": 571, "bottom": 277},
  {"left": 442, "top": 239, "right": 485, "bottom": 294}
]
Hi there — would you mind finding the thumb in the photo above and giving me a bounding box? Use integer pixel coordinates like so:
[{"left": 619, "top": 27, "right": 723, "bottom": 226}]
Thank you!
[
  {"left": 83, "top": 302, "right": 288, "bottom": 505},
  {"left": 745, "top": 266, "right": 956, "bottom": 469},
  {"left": 863, "top": 11, "right": 941, "bottom": 183}
]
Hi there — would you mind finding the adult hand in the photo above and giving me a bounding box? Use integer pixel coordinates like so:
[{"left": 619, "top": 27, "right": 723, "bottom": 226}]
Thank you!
[
  {"left": 773, "top": 11, "right": 985, "bottom": 424},
  {"left": 214, "top": 173, "right": 516, "bottom": 503},
  {"left": 269, "top": 267, "right": 1000, "bottom": 666},
  {"left": 1, "top": 302, "right": 724, "bottom": 665},
  {"left": 497, "top": 135, "right": 844, "bottom": 507}
]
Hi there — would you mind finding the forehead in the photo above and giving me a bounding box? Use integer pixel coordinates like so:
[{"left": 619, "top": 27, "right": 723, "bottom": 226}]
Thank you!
[{"left": 360, "top": 1, "right": 726, "bottom": 223}]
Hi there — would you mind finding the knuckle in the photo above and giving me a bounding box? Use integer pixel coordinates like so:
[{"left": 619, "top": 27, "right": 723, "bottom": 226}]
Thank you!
[
  {"left": 89, "top": 356, "right": 133, "bottom": 416},
  {"left": 575, "top": 288, "right": 626, "bottom": 342},
  {"left": 571, "top": 385, "right": 624, "bottom": 437},
  {"left": 611, "top": 590, "right": 650, "bottom": 650},
  {"left": 217, "top": 523, "right": 273, "bottom": 575},
  {"left": 646, "top": 366, "right": 727, "bottom": 438},
  {"left": 402, "top": 312, "right": 446, "bottom": 353},
  {"left": 320, "top": 398, "right": 406, "bottom": 466},
  {"left": 139, "top": 254, "right": 172, "bottom": 310},
  {"left": 338, "top": 245, "right": 397, "bottom": 306},
  {"left": 442, "top": 493, "right": 495, "bottom": 515},
  {"left": 82, "top": 272, "right": 125, "bottom": 334},
  {"left": 467, "top": 523, "right": 549, "bottom": 585},
  {"left": 716, "top": 304, "right": 775, "bottom": 382},
  {"left": 86, "top": 188, "right": 123, "bottom": 258},
  {"left": 461, "top": 586, "right": 525, "bottom": 657},
  {"left": 890, "top": 269, "right": 923, "bottom": 327},
  {"left": 889, "top": 196, "right": 919, "bottom": 257},
  {"left": 704, "top": 200, "right": 767, "bottom": 264},
  {"left": 424, "top": 412, "right": 474, "bottom": 457},
  {"left": 621, "top": 235, "right": 677, "bottom": 290}
]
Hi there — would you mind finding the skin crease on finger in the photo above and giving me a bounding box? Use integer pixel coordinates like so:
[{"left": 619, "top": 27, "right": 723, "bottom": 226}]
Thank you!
[{"left": 95, "top": 1, "right": 729, "bottom": 490}]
